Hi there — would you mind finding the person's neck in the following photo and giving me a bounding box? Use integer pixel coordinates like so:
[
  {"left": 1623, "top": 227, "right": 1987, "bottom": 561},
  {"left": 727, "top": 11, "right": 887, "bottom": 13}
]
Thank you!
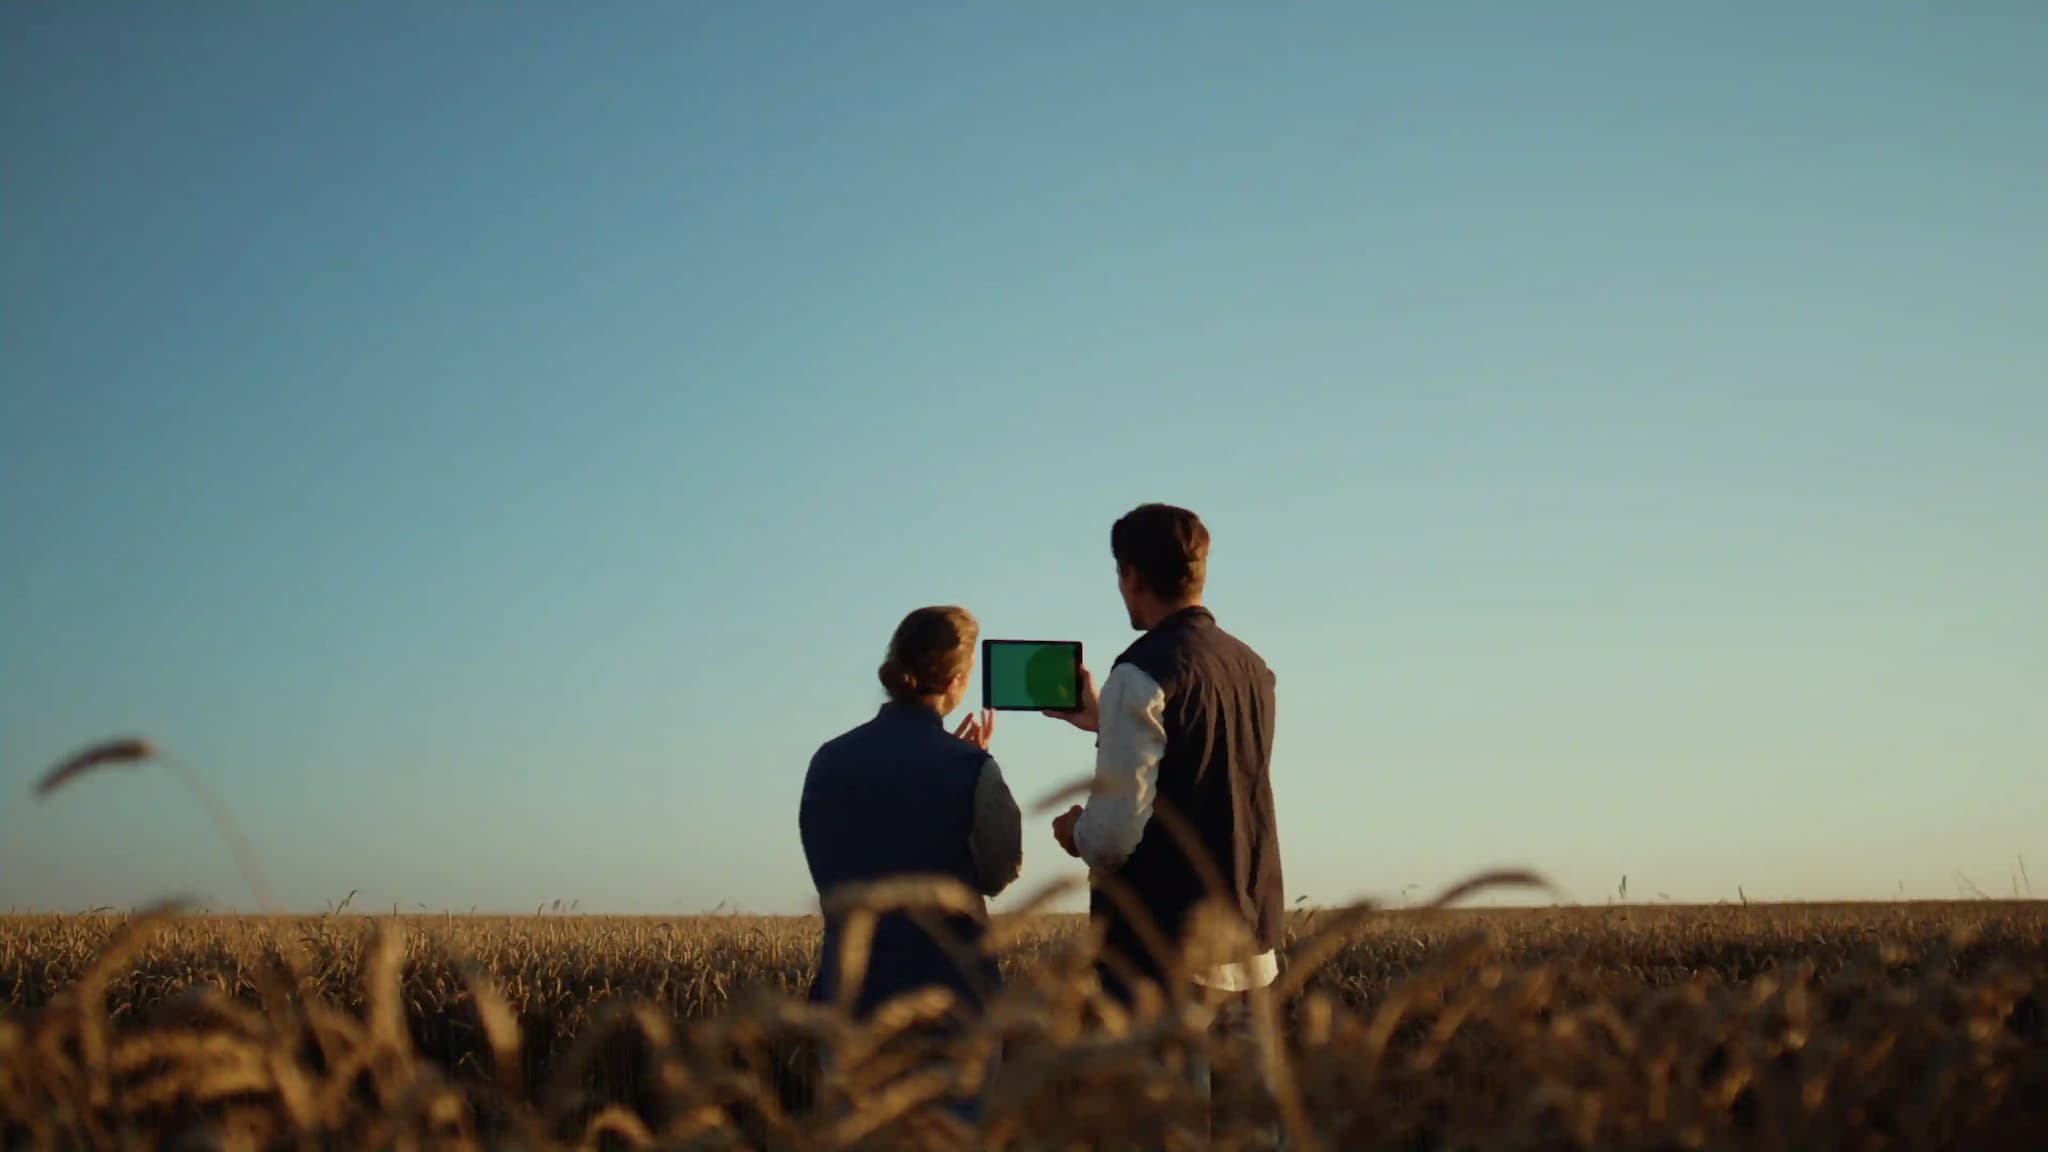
[{"left": 1137, "top": 598, "right": 1202, "bottom": 631}]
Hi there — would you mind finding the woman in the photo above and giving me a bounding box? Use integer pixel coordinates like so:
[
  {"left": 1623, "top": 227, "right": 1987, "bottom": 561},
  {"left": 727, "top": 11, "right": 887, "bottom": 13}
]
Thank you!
[{"left": 799, "top": 605, "right": 1023, "bottom": 1021}]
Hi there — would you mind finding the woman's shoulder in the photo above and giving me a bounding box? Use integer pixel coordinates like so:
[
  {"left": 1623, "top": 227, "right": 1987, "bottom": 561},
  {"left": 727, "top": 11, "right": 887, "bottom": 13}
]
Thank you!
[
  {"left": 807, "top": 712, "right": 883, "bottom": 765},
  {"left": 933, "top": 726, "right": 996, "bottom": 766},
  {"left": 810, "top": 707, "right": 985, "bottom": 763}
]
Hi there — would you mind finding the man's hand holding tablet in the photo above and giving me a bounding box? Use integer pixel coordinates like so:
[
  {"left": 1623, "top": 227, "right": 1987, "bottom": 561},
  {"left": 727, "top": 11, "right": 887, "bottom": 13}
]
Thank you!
[{"left": 1040, "top": 665, "right": 1098, "bottom": 733}]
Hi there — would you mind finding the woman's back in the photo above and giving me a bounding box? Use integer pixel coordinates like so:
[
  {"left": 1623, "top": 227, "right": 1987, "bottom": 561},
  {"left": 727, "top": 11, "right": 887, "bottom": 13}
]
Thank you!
[
  {"left": 801, "top": 702, "right": 987, "bottom": 894},
  {"left": 799, "top": 607, "right": 1019, "bottom": 1019}
]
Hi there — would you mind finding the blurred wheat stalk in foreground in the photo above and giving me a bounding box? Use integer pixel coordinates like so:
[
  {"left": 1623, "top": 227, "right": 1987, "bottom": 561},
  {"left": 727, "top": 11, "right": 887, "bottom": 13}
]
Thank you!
[{"left": 4, "top": 740, "right": 2045, "bottom": 1150}]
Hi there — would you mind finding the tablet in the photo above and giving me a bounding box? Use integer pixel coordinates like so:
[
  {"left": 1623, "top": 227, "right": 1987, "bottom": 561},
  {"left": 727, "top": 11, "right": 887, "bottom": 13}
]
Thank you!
[{"left": 981, "top": 639, "right": 1084, "bottom": 712}]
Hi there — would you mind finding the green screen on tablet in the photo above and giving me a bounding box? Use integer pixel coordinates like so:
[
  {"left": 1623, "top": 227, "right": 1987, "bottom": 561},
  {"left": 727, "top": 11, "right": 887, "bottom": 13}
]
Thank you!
[{"left": 982, "top": 640, "right": 1083, "bottom": 712}]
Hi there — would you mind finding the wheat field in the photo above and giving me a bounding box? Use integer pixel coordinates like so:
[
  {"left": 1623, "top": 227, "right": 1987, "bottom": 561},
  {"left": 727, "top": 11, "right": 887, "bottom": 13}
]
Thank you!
[
  {"left": 8, "top": 745, "right": 2047, "bottom": 1148},
  {"left": 3, "top": 897, "right": 2044, "bottom": 1151}
]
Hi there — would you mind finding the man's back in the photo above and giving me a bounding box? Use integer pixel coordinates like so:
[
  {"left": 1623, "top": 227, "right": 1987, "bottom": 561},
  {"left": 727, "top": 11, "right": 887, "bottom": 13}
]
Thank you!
[{"left": 1088, "top": 605, "right": 1283, "bottom": 989}]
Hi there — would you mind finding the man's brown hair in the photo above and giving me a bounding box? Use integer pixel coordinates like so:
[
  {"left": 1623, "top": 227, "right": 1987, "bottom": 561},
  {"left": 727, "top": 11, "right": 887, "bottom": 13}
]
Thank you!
[{"left": 1111, "top": 503, "right": 1209, "bottom": 602}]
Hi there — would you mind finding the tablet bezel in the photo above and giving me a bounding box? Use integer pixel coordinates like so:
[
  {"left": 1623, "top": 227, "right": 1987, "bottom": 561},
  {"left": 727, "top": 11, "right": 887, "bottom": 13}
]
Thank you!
[{"left": 981, "top": 639, "right": 1084, "bottom": 712}]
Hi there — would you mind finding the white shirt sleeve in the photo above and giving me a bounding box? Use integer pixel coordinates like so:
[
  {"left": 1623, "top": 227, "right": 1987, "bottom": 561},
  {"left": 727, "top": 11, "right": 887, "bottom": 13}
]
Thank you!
[{"left": 1072, "top": 662, "right": 1167, "bottom": 873}]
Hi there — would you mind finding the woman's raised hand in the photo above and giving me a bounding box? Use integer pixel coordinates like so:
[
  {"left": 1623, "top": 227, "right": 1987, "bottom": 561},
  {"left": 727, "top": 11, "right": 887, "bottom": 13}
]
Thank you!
[{"left": 953, "top": 708, "right": 996, "bottom": 750}]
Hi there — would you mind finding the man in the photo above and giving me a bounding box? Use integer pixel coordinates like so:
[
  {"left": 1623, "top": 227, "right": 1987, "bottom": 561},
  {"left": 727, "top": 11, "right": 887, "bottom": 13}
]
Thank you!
[{"left": 1045, "top": 503, "right": 1285, "bottom": 1010}]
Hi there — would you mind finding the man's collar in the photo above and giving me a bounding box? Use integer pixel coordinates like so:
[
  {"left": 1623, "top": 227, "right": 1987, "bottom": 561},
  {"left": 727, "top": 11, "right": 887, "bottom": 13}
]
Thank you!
[{"left": 1154, "top": 604, "right": 1213, "bottom": 630}]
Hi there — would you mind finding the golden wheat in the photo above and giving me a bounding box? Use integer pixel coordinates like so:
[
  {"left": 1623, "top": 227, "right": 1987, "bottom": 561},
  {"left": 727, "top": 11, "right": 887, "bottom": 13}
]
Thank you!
[
  {"left": 12, "top": 740, "right": 2045, "bottom": 1148},
  {"left": 1, "top": 901, "right": 2043, "bottom": 1150}
]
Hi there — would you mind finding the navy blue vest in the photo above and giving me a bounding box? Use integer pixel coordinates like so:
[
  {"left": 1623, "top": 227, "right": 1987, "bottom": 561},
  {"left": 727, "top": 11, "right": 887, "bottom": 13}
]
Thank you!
[
  {"left": 1090, "top": 607, "right": 1284, "bottom": 992},
  {"left": 800, "top": 701, "right": 999, "bottom": 1018}
]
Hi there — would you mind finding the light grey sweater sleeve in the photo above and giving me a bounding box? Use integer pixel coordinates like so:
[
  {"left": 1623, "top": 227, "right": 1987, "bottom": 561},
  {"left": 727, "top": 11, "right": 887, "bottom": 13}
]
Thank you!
[{"left": 967, "top": 758, "right": 1024, "bottom": 897}]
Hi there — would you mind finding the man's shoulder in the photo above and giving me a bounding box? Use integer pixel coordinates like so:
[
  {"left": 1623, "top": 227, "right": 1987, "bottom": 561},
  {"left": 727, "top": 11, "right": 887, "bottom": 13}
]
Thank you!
[
  {"left": 1112, "top": 613, "right": 1189, "bottom": 668},
  {"left": 1117, "top": 609, "right": 1262, "bottom": 660},
  {"left": 1116, "top": 613, "right": 1271, "bottom": 691},
  {"left": 1206, "top": 620, "right": 1271, "bottom": 668}
]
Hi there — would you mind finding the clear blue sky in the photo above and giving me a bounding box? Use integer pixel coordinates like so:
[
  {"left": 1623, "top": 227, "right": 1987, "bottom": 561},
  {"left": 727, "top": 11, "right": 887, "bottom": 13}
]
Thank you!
[{"left": 4, "top": 4, "right": 2043, "bottom": 914}]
